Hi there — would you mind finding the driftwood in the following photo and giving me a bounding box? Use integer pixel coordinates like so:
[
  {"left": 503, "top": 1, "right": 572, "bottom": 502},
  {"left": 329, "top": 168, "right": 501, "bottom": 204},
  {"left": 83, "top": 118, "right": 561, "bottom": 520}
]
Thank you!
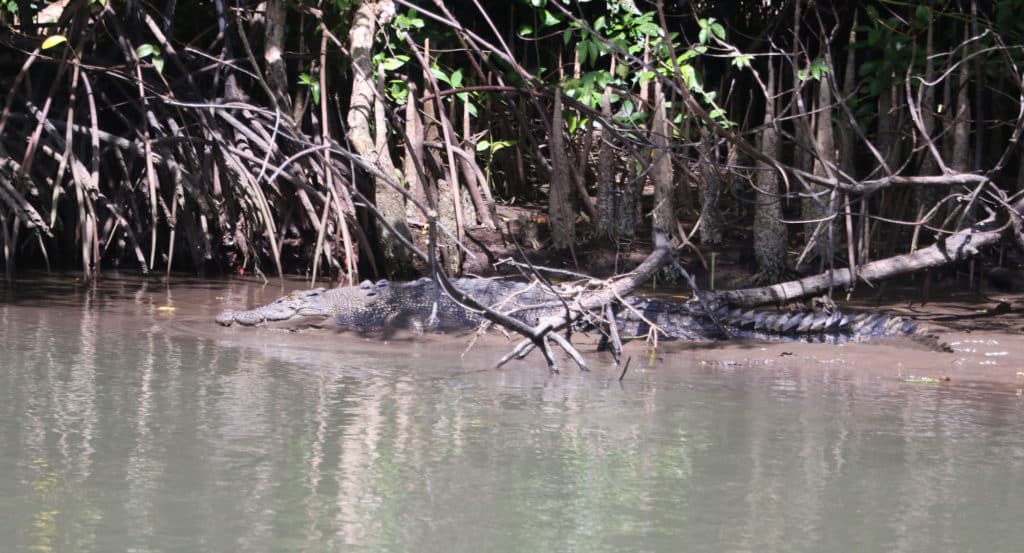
[
  {"left": 707, "top": 213, "right": 1005, "bottom": 307},
  {"left": 431, "top": 223, "right": 674, "bottom": 373}
]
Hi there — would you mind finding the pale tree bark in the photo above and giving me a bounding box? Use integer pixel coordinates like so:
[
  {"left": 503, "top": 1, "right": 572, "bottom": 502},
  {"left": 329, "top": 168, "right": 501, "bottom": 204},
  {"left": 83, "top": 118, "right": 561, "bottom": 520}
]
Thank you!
[
  {"left": 263, "top": 0, "right": 291, "bottom": 111},
  {"left": 753, "top": 60, "right": 787, "bottom": 282},
  {"left": 419, "top": 41, "right": 460, "bottom": 272},
  {"left": 837, "top": 16, "right": 859, "bottom": 275},
  {"left": 696, "top": 130, "right": 723, "bottom": 245},
  {"left": 548, "top": 88, "right": 575, "bottom": 250},
  {"left": 806, "top": 73, "right": 837, "bottom": 262},
  {"left": 951, "top": 21, "right": 972, "bottom": 173},
  {"left": 710, "top": 217, "right": 1004, "bottom": 307},
  {"left": 651, "top": 81, "right": 677, "bottom": 239},
  {"left": 402, "top": 83, "right": 430, "bottom": 224},
  {"left": 346, "top": 0, "right": 414, "bottom": 276},
  {"left": 595, "top": 87, "right": 616, "bottom": 239},
  {"left": 911, "top": 11, "right": 939, "bottom": 252}
]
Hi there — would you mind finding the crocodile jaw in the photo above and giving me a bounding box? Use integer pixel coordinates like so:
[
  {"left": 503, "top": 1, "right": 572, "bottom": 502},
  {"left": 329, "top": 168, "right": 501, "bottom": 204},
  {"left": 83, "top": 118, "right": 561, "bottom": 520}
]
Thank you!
[{"left": 215, "top": 291, "right": 332, "bottom": 328}]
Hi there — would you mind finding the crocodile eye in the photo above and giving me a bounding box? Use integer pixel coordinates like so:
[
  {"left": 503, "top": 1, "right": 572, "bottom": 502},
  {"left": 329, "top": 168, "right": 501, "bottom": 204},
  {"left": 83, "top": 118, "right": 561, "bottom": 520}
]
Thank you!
[
  {"left": 376, "top": 279, "right": 390, "bottom": 289},
  {"left": 365, "top": 290, "right": 377, "bottom": 297},
  {"left": 359, "top": 280, "right": 373, "bottom": 289}
]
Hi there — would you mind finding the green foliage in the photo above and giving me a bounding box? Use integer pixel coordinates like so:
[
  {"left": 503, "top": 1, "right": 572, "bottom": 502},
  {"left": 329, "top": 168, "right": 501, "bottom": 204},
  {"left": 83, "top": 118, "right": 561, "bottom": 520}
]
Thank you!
[
  {"left": 521, "top": 1, "right": 742, "bottom": 130},
  {"left": 135, "top": 43, "right": 164, "bottom": 74},
  {"left": 392, "top": 8, "right": 424, "bottom": 41},
  {"left": 854, "top": 5, "right": 919, "bottom": 95},
  {"left": 696, "top": 18, "right": 725, "bottom": 45},
  {"left": 41, "top": 35, "right": 68, "bottom": 50},
  {"left": 298, "top": 72, "right": 321, "bottom": 105},
  {"left": 798, "top": 57, "right": 830, "bottom": 82}
]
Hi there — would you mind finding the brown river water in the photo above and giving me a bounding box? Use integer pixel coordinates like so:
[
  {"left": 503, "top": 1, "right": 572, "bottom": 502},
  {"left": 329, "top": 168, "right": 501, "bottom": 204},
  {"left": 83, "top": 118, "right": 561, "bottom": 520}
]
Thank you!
[{"left": 1, "top": 273, "right": 1023, "bottom": 552}]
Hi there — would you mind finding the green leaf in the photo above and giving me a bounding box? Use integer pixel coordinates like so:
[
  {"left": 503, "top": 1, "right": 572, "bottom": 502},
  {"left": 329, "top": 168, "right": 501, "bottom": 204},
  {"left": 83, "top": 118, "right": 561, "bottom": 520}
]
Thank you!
[
  {"left": 711, "top": 22, "right": 726, "bottom": 40},
  {"left": 519, "top": 25, "right": 535, "bottom": 37},
  {"left": 41, "top": 35, "right": 67, "bottom": 50},
  {"left": 541, "top": 9, "right": 561, "bottom": 28},
  {"left": 637, "top": 22, "right": 661, "bottom": 37},
  {"left": 677, "top": 49, "right": 698, "bottom": 64},
  {"left": 431, "top": 67, "right": 450, "bottom": 85},
  {"left": 449, "top": 68, "right": 463, "bottom": 89},
  {"left": 136, "top": 43, "right": 157, "bottom": 59},
  {"left": 731, "top": 53, "right": 753, "bottom": 69},
  {"left": 379, "top": 55, "right": 408, "bottom": 71},
  {"left": 152, "top": 56, "right": 164, "bottom": 74}
]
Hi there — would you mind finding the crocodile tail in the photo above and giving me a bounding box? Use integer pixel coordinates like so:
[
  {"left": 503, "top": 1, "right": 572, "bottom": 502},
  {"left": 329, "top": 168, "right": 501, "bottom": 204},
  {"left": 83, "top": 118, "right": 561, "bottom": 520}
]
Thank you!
[{"left": 715, "top": 307, "right": 949, "bottom": 350}]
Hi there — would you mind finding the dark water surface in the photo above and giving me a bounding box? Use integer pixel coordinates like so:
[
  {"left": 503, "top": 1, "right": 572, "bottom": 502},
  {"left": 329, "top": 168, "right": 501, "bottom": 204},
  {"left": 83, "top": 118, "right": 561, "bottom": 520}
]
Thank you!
[{"left": 1, "top": 275, "right": 1023, "bottom": 552}]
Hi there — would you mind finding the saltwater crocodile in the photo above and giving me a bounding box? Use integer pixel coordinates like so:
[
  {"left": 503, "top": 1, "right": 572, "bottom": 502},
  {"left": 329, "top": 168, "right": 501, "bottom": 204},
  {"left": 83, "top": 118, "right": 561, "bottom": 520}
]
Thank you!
[{"left": 215, "top": 277, "right": 938, "bottom": 346}]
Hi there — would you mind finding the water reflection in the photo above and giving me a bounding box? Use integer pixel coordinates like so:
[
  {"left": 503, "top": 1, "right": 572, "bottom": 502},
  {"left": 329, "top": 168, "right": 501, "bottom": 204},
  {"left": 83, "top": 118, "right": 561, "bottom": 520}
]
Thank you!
[{"left": 0, "top": 276, "right": 1023, "bottom": 552}]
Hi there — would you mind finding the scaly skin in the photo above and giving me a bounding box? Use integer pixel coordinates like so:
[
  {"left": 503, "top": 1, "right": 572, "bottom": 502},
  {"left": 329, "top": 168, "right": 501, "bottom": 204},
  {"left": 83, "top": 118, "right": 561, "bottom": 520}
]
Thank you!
[{"left": 216, "top": 277, "right": 939, "bottom": 346}]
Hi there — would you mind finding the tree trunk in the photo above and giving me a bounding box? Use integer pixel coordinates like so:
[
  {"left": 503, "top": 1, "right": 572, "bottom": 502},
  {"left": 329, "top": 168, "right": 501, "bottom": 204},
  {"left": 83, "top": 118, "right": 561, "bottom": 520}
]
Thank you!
[
  {"left": 753, "top": 60, "right": 787, "bottom": 282},
  {"left": 263, "top": 0, "right": 291, "bottom": 111},
  {"left": 595, "top": 87, "right": 617, "bottom": 240},
  {"left": 548, "top": 88, "right": 575, "bottom": 250},
  {"left": 346, "top": 0, "right": 414, "bottom": 276},
  {"left": 952, "top": 21, "right": 972, "bottom": 173},
  {"left": 912, "top": 12, "right": 939, "bottom": 252},
  {"left": 696, "top": 130, "right": 722, "bottom": 245},
  {"left": 651, "top": 82, "right": 677, "bottom": 239},
  {"left": 403, "top": 83, "right": 431, "bottom": 224},
  {"left": 808, "top": 73, "right": 837, "bottom": 261}
]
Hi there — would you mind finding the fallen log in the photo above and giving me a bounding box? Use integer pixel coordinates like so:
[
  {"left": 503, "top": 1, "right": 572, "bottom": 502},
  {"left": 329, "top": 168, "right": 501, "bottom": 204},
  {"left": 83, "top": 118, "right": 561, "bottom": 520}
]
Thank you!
[{"left": 707, "top": 215, "right": 1005, "bottom": 307}]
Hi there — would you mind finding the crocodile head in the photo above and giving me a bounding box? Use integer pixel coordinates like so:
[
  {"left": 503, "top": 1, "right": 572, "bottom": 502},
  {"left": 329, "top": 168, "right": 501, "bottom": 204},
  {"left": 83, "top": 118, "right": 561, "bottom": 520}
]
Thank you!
[{"left": 215, "top": 287, "right": 334, "bottom": 328}]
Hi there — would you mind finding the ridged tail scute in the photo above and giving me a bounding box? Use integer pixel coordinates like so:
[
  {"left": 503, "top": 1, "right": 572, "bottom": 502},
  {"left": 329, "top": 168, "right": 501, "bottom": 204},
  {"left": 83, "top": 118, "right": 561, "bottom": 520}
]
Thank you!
[{"left": 699, "top": 304, "right": 943, "bottom": 348}]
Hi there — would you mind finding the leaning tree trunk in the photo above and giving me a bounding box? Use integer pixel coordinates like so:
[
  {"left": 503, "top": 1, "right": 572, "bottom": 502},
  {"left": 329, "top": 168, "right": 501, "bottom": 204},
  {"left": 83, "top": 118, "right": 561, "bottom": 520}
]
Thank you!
[
  {"left": 753, "top": 60, "right": 787, "bottom": 282},
  {"left": 346, "top": 0, "right": 414, "bottom": 276}
]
